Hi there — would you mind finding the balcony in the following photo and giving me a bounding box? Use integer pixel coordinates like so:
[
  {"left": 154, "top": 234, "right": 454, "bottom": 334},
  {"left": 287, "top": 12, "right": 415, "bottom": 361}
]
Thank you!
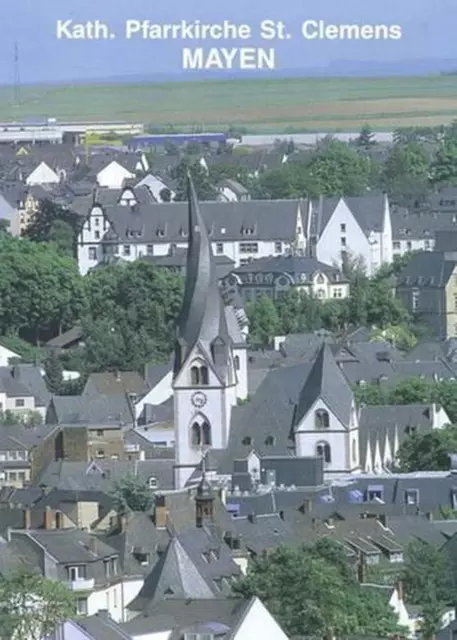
[{"left": 65, "top": 578, "right": 95, "bottom": 591}]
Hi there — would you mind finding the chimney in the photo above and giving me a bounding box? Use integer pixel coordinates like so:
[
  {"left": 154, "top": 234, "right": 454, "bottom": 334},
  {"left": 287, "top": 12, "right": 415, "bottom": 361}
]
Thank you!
[
  {"left": 23, "top": 507, "right": 31, "bottom": 530},
  {"left": 247, "top": 513, "right": 256, "bottom": 524},
  {"left": 396, "top": 580, "right": 404, "bottom": 602},
  {"left": 117, "top": 514, "right": 128, "bottom": 532},
  {"left": 43, "top": 506, "right": 53, "bottom": 530},
  {"left": 88, "top": 536, "right": 98, "bottom": 554},
  {"left": 154, "top": 495, "right": 167, "bottom": 529},
  {"left": 303, "top": 499, "right": 312, "bottom": 514}
]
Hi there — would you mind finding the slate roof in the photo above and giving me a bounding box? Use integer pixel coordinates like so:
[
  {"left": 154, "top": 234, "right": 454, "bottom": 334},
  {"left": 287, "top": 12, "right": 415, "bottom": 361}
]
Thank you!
[
  {"left": 123, "top": 597, "right": 251, "bottom": 636},
  {"left": 293, "top": 342, "right": 354, "bottom": 428},
  {"left": 396, "top": 251, "right": 456, "bottom": 287},
  {"left": 83, "top": 371, "right": 148, "bottom": 397},
  {"left": 36, "top": 459, "right": 174, "bottom": 492},
  {"left": 174, "top": 176, "right": 232, "bottom": 383},
  {"left": 233, "top": 255, "right": 345, "bottom": 280},
  {"left": 48, "top": 393, "right": 134, "bottom": 426},
  {"left": 94, "top": 198, "right": 306, "bottom": 245},
  {"left": 391, "top": 210, "right": 456, "bottom": 241},
  {"left": 46, "top": 323, "right": 84, "bottom": 348},
  {"left": 74, "top": 612, "right": 132, "bottom": 640},
  {"left": 0, "top": 365, "right": 41, "bottom": 400},
  {"left": 13, "top": 529, "right": 117, "bottom": 564}
]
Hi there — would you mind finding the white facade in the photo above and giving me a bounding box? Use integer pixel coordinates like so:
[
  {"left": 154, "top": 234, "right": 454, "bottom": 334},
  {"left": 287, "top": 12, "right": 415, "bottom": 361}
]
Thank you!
[
  {"left": 26, "top": 162, "right": 60, "bottom": 186},
  {"left": 295, "top": 397, "right": 360, "bottom": 475},
  {"left": 316, "top": 197, "right": 393, "bottom": 277},
  {"left": 135, "top": 371, "right": 174, "bottom": 418},
  {"left": 173, "top": 343, "right": 238, "bottom": 488},
  {"left": 96, "top": 161, "right": 135, "bottom": 188}
]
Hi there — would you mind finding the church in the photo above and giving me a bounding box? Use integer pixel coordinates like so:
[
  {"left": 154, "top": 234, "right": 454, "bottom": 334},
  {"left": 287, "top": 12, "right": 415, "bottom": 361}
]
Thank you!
[{"left": 171, "top": 176, "right": 364, "bottom": 489}]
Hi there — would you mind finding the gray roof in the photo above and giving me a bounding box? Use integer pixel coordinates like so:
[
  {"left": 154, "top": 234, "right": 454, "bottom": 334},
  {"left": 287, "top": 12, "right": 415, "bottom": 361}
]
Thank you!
[
  {"left": 396, "top": 251, "right": 456, "bottom": 287},
  {"left": 73, "top": 612, "right": 132, "bottom": 640},
  {"left": 48, "top": 393, "right": 134, "bottom": 426},
  {"left": 174, "top": 176, "right": 232, "bottom": 383},
  {"left": 36, "top": 459, "right": 174, "bottom": 492},
  {"left": 294, "top": 342, "right": 353, "bottom": 428},
  {"left": 310, "top": 195, "right": 387, "bottom": 238},
  {"left": 12, "top": 529, "right": 117, "bottom": 564},
  {"left": 233, "top": 255, "right": 345, "bottom": 280}
]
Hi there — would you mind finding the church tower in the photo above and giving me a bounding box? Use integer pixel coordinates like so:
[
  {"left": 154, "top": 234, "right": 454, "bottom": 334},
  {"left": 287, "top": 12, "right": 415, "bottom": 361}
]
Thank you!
[{"left": 172, "top": 175, "right": 237, "bottom": 489}]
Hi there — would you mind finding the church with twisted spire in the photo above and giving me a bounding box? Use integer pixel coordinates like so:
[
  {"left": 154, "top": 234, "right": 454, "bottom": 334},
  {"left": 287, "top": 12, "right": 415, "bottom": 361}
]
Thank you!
[{"left": 172, "top": 176, "right": 248, "bottom": 488}]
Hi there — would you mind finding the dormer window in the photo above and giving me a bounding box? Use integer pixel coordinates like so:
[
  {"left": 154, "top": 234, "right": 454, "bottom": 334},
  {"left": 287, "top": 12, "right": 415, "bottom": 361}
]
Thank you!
[
  {"left": 242, "top": 436, "right": 252, "bottom": 446},
  {"left": 405, "top": 489, "right": 419, "bottom": 505},
  {"left": 156, "top": 229, "right": 165, "bottom": 237}
]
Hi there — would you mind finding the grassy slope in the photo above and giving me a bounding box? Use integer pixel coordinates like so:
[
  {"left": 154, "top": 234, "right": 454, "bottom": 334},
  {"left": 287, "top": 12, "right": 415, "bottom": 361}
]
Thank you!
[{"left": 1, "top": 75, "right": 457, "bottom": 133}]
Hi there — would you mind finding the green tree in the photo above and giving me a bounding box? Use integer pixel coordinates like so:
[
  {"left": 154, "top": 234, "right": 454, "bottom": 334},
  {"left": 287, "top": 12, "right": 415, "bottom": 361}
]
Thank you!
[
  {"left": 355, "top": 124, "right": 376, "bottom": 150},
  {"left": 0, "top": 570, "right": 76, "bottom": 640},
  {"left": 396, "top": 427, "right": 457, "bottom": 472},
  {"left": 23, "top": 199, "right": 80, "bottom": 258},
  {"left": 234, "top": 541, "right": 402, "bottom": 639},
  {"left": 0, "top": 236, "right": 86, "bottom": 344},
  {"left": 381, "top": 142, "right": 430, "bottom": 204},
  {"left": 403, "top": 540, "right": 453, "bottom": 607},
  {"left": 172, "top": 159, "right": 216, "bottom": 200},
  {"left": 44, "top": 349, "right": 64, "bottom": 394},
  {"left": 111, "top": 474, "right": 155, "bottom": 515},
  {"left": 307, "top": 139, "right": 372, "bottom": 196},
  {"left": 431, "top": 138, "right": 457, "bottom": 186},
  {"left": 246, "top": 295, "right": 280, "bottom": 346}
]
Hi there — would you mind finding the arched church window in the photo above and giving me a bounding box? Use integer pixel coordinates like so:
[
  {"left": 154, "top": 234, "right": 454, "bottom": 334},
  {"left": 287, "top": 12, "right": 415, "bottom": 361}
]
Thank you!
[
  {"left": 316, "top": 441, "right": 331, "bottom": 464},
  {"left": 202, "top": 422, "right": 211, "bottom": 446},
  {"left": 315, "top": 409, "right": 330, "bottom": 429},
  {"left": 234, "top": 356, "right": 240, "bottom": 371},
  {"left": 200, "top": 366, "right": 209, "bottom": 385},
  {"left": 190, "top": 366, "right": 200, "bottom": 385},
  {"left": 191, "top": 423, "right": 201, "bottom": 446}
]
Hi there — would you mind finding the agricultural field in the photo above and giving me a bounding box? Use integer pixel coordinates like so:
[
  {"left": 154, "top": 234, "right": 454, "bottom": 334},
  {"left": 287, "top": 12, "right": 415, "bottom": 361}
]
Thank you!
[{"left": 1, "top": 75, "right": 457, "bottom": 133}]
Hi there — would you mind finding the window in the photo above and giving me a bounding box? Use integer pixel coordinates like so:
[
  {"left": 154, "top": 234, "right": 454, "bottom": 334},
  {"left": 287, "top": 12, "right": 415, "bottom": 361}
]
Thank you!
[
  {"left": 94, "top": 217, "right": 100, "bottom": 227},
  {"left": 333, "top": 288, "right": 343, "bottom": 298},
  {"left": 265, "top": 436, "right": 275, "bottom": 446},
  {"left": 123, "top": 244, "right": 131, "bottom": 256},
  {"left": 424, "top": 239, "right": 431, "bottom": 250},
  {"left": 15, "top": 399, "right": 25, "bottom": 408},
  {"left": 190, "top": 420, "right": 211, "bottom": 447},
  {"left": 315, "top": 409, "right": 330, "bottom": 429},
  {"left": 190, "top": 364, "right": 209, "bottom": 386},
  {"left": 96, "top": 430, "right": 104, "bottom": 437},
  {"left": 275, "top": 241, "right": 282, "bottom": 253},
  {"left": 147, "top": 244, "right": 154, "bottom": 255},
  {"left": 239, "top": 242, "right": 258, "bottom": 253},
  {"left": 367, "top": 485, "right": 384, "bottom": 501},
  {"left": 8, "top": 471, "right": 17, "bottom": 482},
  {"left": 76, "top": 597, "right": 88, "bottom": 616},
  {"left": 341, "top": 237, "right": 347, "bottom": 247},
  {"left": 67, "top": 565, "right": 86, "bottom": 581},
  {"left": 316, "top": 273, "right": 325, "bottom": 284},
  {"left": 148, "top": 476, "right": 158, "bottom": 489},
  {"left": 234, "top": 355, "right": 240, "bottom": 371},
  {"left": 406, "top": 241, "right": 412, "bottom": 250},
  {"left": 94, "top": 231, "right": 100, "bottom": 240},
  {"left": 216, "top": 243, "right": 223, "bottom": 254},
  {"left": 242, "top": 436, "right": 252, "bottom": 446},
  {"left": 393, "top": 241, "right": 400, "bottom": 250},
  {"left": 390, "top": 552, "right": 404, "bottom": 563},
  {"left": 366, "top": 554, "right": 380, "bottom": 565},
  {"left": 88, "top": 247, "right": 97, "bottom": 260},
  {"left": 412, "top": 288, "right": 420, "bottom": 312},
  {"left": 405, "top": 489, "right": 419, "bottom": 505},
  {"left": 96, "top": 449, "right": 105, "bottom": 458},
  {"left": 316, "top": 441, "right": 331, "bottom": 464},
  {"left": 104, "top": 557, "right": 118, "bottom": 577},
  {"left": 340, "top": 223, "right": 346, "bottom": 232}
]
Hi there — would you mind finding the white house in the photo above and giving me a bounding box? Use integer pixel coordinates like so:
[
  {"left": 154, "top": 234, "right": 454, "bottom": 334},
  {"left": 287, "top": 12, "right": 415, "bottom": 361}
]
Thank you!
[
  {"left": 26, "top": 162, "right": 60, "bottom": 186},
  {"left": 313, "top": 195, "right": 393, "bottom": 277},
  {"left": 96, "top": 160, "right": 136, "bottom": 188}
]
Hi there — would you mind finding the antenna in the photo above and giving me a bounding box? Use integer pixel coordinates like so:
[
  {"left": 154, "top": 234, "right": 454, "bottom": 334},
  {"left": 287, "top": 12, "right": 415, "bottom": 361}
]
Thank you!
[{"left": 12, "top": 41, "right": 20, "bottom": 108}]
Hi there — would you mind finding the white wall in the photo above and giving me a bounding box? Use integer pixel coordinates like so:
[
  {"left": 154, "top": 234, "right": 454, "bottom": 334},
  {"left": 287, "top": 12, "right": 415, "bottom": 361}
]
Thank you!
[
  {"left": 135, "top": 371, "right": 173, "bottom": 418},
  {"left": 86, "top": 582, "right": 123, "bottom": 621},
  {"left": 97, "top": 161, "right": 135, "bottom": 188},
  {"left": 0, "top": 344, "right": 21, "bottom": 366},
  {"left": 26, "top": 162, "right": 59, "bottom": 186},
  {"left": 234, "top": 597, "right": 289, "bottom": 640}
]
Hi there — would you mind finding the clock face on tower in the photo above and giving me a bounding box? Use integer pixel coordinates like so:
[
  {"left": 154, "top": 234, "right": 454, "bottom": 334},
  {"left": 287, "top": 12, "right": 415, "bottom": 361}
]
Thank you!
[{"left": 191, "top": 391, "right": 207, "bottom": 408}]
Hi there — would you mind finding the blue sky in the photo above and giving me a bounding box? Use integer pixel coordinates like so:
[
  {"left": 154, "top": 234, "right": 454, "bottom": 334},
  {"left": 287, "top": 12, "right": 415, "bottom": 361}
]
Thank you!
[{"left": 0, "top": 0, "right": 454, "bottom": 84}]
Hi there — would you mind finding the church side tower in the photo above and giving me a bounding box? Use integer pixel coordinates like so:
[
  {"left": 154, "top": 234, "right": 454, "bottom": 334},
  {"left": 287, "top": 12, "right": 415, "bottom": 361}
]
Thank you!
[{"left": 172, "top": 175, "right": 237, "bottom": 489}]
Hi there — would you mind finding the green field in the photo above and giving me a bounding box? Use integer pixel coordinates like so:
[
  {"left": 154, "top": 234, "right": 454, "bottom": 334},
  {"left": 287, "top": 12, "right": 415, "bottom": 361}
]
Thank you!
[{"left": 2, "top": 75, "right": 457, "bottom": 133}]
